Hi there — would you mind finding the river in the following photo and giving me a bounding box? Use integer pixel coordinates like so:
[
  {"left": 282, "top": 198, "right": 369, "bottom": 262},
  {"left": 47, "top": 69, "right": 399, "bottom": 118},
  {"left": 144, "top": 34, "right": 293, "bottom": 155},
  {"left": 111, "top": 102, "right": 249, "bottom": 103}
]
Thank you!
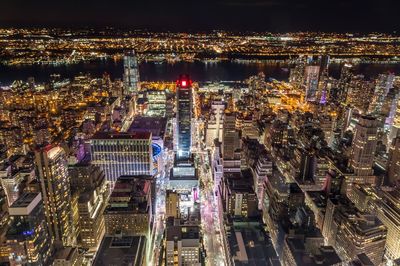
[{"left": 1, "top": 59, "right": 400, "bottom": 85}]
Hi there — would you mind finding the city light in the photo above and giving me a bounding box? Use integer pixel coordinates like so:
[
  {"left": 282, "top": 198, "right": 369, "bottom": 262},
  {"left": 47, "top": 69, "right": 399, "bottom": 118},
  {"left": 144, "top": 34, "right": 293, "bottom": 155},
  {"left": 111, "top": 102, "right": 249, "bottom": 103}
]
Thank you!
[{"left": 0, "top": 3, "right": 399, "bottom": 266}]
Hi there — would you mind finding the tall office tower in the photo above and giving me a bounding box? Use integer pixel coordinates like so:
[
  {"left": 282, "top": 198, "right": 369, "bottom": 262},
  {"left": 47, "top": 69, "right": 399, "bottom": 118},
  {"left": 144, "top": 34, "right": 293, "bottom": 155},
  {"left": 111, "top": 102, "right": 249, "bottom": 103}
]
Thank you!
[
  {"left": 376, "top": 190, "right": 400, "bottom": 260},
  {"left": 69, "top": 164, "right": 108, "bottom": 249},
  {"left": 123, "top": 50, "right": 140, "bottom": 95},
  {"left": 253, "top": 156, "right": 272, "bottom": 209},
  {"left": 323, "top": 197, "right": 386, "bottom": 265},
  {"left": 317, "top": 114, "right": 335, "bottom": 146},
  {"left": 6, "top": 193, "right": 53, "bottom": 265},
  {"left": 382, "top": 88, "right": 399, "bottom": 131},
  {"left": 222, "top": 113, "right": 240, "bottom": 160},
  {"left": 334, "top": 214, "right": 387, "bottom": 265},
  {"left": 388, "top": 98, "right": 400, "bottom": 144},
  {"left": 222, "top": 113, "right": 241, "bottom": 172},
  {"left": 350, "top": 115, "right": 378, "bottom": 178},
  {"left": 289, "top": 56, "right": 306, "bottom": 88},
  {"left": 298, "top": 148, "right": 316, "bottom": 183},
  {"left": 205, "top": 101, "right": 225, "bottom": 147},
  {"left": 370, "top": 73, "right": 395, "bottom": 114},
  {"left": 104, "top": 175, "right": 152, "bottom": 236},
  {"left": 165, "top": 190, "right": 180, "bottom": 219},
  {"left": 176, "top": 75, "right": 193, "bottom": 160},
  {"left": 91, "top": 131, "right": 153, "bottom": 184},
  {"left": 304, "top": 65, "right": 320, "bottom": 102},
  {"left": 387, "top": 136, "right": 400, "bottom": 185},
  {"left": 0, "top": 185, "right": 9, "bottom": 263},
  {"left": 322, "top": 198, "right": 340, "bottom": 246},
  {"left": 338, "top": 63, "right": 353, "bottom": 103},
  {"left": 35, "top": 146, "right": 75, "bottom": 246}
]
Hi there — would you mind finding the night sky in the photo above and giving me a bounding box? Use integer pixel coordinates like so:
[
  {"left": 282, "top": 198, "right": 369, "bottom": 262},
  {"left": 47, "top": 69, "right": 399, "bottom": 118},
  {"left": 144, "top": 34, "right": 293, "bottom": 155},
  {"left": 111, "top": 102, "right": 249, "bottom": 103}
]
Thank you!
[{"left": 0, "top": 0, "right": 399, "bottom": 32}]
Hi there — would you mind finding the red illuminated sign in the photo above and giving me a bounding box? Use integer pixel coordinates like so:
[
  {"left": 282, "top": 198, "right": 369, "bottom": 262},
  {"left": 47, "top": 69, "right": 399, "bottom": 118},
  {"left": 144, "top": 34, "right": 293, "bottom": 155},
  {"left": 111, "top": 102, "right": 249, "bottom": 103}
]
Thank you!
[{"left": 177, "top": 75, "right": 192, "bottom": 88}]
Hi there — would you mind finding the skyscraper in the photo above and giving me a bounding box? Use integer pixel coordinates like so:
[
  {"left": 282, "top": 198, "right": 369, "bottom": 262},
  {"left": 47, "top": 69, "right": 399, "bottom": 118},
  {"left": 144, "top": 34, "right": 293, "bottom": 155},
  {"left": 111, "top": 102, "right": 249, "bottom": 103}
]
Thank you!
[
  {"left": 369, "top": 73, "right": 395, "bottom": 114},
  {"left": 91, "top": 131, "right": 153, "bottom": 184},
  {"left": 388, "top": 98, "right": 400, "bottom": 144},
  {"left": 222, "top": 113, "right": 240, "bottom": 160},
  {"left": 176, "top": 75, "right": 193, "bottom": 160},
  {"left": 338, "top": 63, "right": 353, "bottom": 103},
  {"left": 304, "top": 65, "right": 320, "bottom": 102},
  {"left": 35, "top": 146, "right": 75, "bottom": 246},
  {"left": 104, "top": 175, "right": 152, "bottom": 236},
  {"left": 350, "top": 115, "right": 378, "bottom": 178},
  {"left": 387, "top": 135, "right": 400, "bottom": 185},
  {"left": 6, "top": 192, "right": 53, "bottom": 265},
  {"left": 123, "top": 50, "right": 140, "bottom": 95},
  {"left": 68, "top": 164, "right": 108, "bottom": 249},
  {"left": 376, "top": 190, "right": 400, "bottom": 260}
]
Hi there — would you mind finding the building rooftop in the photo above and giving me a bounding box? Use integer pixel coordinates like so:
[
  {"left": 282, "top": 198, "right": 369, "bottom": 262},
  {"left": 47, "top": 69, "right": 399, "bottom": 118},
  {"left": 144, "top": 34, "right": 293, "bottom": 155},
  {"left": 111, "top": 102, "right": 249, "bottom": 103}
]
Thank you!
[
  {"left": 92, "top": 131, "right": 151, "bottom": 140},
  {"left": 166, "top": 224, "right": 200, "bottom": 241},
  {"left": 225, "top": 169, "right": 255, "bottom": 194},
  {"left": 54, "top": 247, "right": 79, "bottom": 261},
  {"left": 128, "top": 116, "right": 167, "bottom": 139},
  {"left": 227, "top": 219, "right": 280, "bottom": 266},
  {"left": 285, "top": 237, "right": 342, "bottom": 266},
  {"left": 105, "top": 175, "right": 152, "bottom": 214},
  {"left": 9, "top": 192, "right": 42, "bottom": 216},
  {"left": 93, "top": 236, "right": 146, "bottom": 266},
  {"left": 305, "top": 191, "right": 328, "bottom": 209}
]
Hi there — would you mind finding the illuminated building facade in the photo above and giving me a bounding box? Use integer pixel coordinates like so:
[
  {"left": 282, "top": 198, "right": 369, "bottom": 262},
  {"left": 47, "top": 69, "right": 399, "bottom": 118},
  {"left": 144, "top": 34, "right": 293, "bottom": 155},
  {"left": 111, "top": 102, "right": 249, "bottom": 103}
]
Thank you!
[
  {"left": 165, "top": 222, "right": 201, "bottom": 266},
  {"left": 369, "top": 73, "right": 394, "bottom": 114},
  {"left": 387, "top": 136, "right": 400, "bottom": 185},
  {"left": 350, "top": 115, "right": 378, "bottom": 179},
  {"left": 104, "top": 175, "right": 152, "bottom": 236},
  {"left": 91, "top": 132, "right": 153, "bottom": 184},
  {"left": 389, "top": 98, "right": 400, "bottom": 144},
  {"left": 304, "top": 65, "right": 320, "bottom": 102},
  {"left": 323, "top": 197, "right": 387, "bottom": 265},
  {"left": 146, "top": 90, "right": 167, "bottom": 117},
  {"left": 376, "top": 190, "right": 400, "bottom": 260},
  {"left": 6, "top": 193, "right": 53, "bottom": 265},
  {"left": 35, "top": 146, "right": 75, "bottom": 246},
  {"left": 338, "top": 63, "right": 353, "bottom": 103},
  {"left": 222, "top": 113, "right": 241, "bottom": 173},
  {"left": 69, "top": 164, "right": 108, "bottom": 249},
  {"left": 176, "top": 75, "right": 193, "bottom": 160},
  {"left": 123, "top": 50, "right": 140, "bottom": 95}
]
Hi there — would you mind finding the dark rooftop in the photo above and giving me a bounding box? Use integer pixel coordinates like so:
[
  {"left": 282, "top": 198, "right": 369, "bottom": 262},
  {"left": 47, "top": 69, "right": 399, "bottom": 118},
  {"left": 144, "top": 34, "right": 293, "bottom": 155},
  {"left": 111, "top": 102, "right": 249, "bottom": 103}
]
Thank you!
[
  {"left": 92, "top": 131, "right": 151, "bottom": 140},
  {"left": 93, "top": 236, "right": 146, "bottom": 266},
  {"left": 128, "top": 116, "right": 167, "bottom": 138}
]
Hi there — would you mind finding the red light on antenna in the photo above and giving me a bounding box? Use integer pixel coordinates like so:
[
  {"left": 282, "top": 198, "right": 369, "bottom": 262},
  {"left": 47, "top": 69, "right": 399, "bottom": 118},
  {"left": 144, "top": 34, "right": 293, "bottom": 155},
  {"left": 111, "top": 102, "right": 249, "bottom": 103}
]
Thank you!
[{"left": 181, "top": 80, "right": 187, "bottom": 87}]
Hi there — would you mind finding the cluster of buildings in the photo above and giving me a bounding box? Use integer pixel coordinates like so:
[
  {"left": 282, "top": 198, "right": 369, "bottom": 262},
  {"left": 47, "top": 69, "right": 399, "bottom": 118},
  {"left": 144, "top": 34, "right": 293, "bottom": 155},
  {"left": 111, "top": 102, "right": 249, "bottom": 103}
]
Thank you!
[{"left": 201, "top": 55, "right": 400, "bottom": 265}]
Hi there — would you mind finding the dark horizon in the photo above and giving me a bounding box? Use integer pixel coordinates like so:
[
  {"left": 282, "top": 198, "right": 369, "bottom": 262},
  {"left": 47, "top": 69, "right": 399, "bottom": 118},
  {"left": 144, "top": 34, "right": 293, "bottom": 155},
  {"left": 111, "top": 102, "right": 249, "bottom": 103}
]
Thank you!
[{"left": 1, "top": 0, "right": 399, "bottom": 33}]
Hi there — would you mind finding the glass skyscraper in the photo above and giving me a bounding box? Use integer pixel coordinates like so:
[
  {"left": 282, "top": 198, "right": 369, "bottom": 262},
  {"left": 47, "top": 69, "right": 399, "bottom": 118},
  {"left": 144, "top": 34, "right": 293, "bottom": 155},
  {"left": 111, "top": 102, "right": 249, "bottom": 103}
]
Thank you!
[
  {"left": 123, "top": 50, "right": 140, "bottom": 94},
  {"left": 176, "top": 75, "right": 193, "bottom": 160},
  {"left": 34, "top": 146, "right": 75, "bottom": 247}
]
